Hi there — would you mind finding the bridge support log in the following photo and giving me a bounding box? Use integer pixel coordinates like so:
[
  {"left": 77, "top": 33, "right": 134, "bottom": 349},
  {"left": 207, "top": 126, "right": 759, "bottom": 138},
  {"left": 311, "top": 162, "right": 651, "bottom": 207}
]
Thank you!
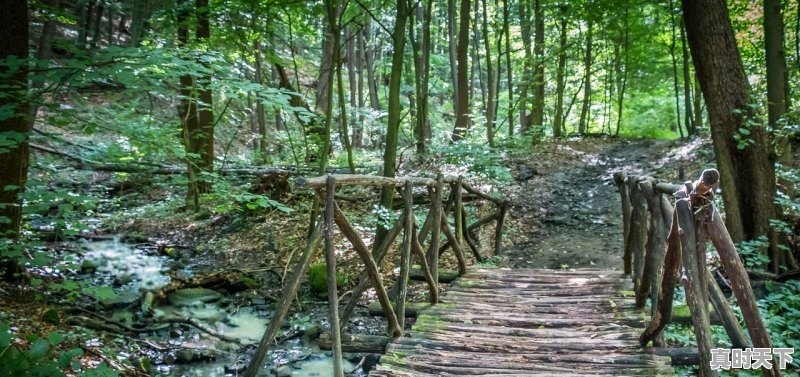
[
  {"left": 613, "top": 172, "right": 633, "bottom": 274},
  {"left": 323, "top": 177, "right": 345, "bottom": 377},
  {"left": 708, "top": 208, "right": 779, "bottom": 377},
  {"left": 676, "top": 198, "right": 716, "bottom": 377},
  {"left": 319, "top": 333, "right": 391, "bottom": 353},
  {"left": 627, "top": 177, "right": 648, "bottom": 305}
]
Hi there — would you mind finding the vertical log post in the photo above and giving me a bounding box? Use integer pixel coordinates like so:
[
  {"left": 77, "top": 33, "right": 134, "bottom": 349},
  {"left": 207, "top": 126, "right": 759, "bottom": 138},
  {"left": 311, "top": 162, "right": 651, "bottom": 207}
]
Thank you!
[
  {"left": 323, "top": 176, "right": 344, "bottom": 377},
  {"left": 614, "top": 172, "right": 633, "bottom": 274},
  {"left": 676, "top": 198, "right": 716, "bottom": 377},
  {"left": 428, "top": 173, "right": 444, "bottom": 294},
  {"left": 395, "top": 181, "right": 414, "bottom": 332},
  {"left": 638, "top": 181, "right": 668, "bottom": 312},
  {"left": 454, "top": 177, "right": 464, "bottom": 245},
  {"left": 708, "top": 208, "right": 779, "bottom": 377},
  {"left": 640, "top": 208, "right": 682, "bottom": 347},
  {"left": 244, "top": 221, "right": 324, "bottom": 377},
  {"left": 494, "top": 200, "right": 508, "bottom": 255},
  {"left": 628, "top": 177, "right": 649, "bottom": 306}
]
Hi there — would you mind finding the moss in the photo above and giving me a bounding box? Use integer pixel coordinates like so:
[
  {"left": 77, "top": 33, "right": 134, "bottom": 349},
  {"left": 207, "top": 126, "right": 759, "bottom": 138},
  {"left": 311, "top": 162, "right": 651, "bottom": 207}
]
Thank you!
[{"left": 308, "top": 263, "right": 348, "bottom": 296}]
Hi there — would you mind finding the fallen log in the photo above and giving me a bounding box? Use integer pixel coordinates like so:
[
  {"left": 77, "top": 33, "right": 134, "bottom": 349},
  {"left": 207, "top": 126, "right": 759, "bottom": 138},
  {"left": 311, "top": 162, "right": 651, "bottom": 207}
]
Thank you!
[
  {"left": 410, "top": 267, "right": 459, "bottom": 283},
  {"left": 368, "top": 301, "right": 432, "bottom": 317},
  {"left": 649, "top": 347, "right": 700, "bottom": 366},
  {"left": 318, "top": 333, "right": 391, "bottom": 353}
]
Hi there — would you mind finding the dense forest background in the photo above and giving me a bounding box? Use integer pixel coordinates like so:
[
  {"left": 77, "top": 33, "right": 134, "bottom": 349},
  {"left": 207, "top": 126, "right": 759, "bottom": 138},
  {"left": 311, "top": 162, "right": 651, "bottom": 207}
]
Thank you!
[{"left": 1, "top": 0, "right": 800, "bottom": 375}]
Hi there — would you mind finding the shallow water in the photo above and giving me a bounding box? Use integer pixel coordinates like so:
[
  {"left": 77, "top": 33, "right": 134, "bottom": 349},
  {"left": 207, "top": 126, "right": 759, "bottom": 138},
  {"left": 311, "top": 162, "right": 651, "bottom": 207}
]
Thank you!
[{"left": 83, "top": 239, "right": 172, "bottom": 291}]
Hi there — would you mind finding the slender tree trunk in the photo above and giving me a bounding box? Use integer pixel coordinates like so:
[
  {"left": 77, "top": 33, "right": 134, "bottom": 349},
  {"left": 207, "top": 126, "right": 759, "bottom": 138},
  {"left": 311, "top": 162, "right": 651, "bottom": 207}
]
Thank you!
[
  {"left": 615, "top": 5, "right": 629, "bottom": 136},
  {"left": 195, "top": 0, "right": 214, "bottom": 196},
  {"left": 346, "top": 26, "right": 358, "bottom": 150},
  {"left": 316, "top": 28, "right": 334, "bottom": 114},
  {"left": 91, "top": 3, "right": 104, "bottom": 48},
  {"left": 693, "top": 72, "right": 703, "bottom": 128},
  {"left": 503, "top": 0, "right": 513, "bottom": 136},
  {"left": 130, "top": 0, "right": 146, "bottom": 47},
  {"left": 410, "top": 2, "right": 432, "bottom": 156},
  {"left": 30, "top": 0, "right": 60, "bottom": 129},
  {"left": 578, "top": 17, "right": 593, "bottom": 135},
  {"left": 682, "top": 0, "right": 780, "bottom": 273},
  {"left": 363, "top": 23, "right": 380, "bottom": 111},
  {"left": 447, "top": 0, "right": 459, "bottom": 114},
  {"left": 553, "top": 4, "right": 568, "bottom": 138},
  {"left": 176, "top": 1, "right": 201, "bottom": 208},
  {"left": 531, "top": 0, "right": 545, "bottom": 133},
  {"left": 254, "top": 40, "right": 268, "bottom": 163},
  {"left": 765, "top": 0, "right": 792, "bottom": 194},
  {"left": 481, "top": 0, "right": 496, "bottom": 147},
  {"left": 354, "top": 30, "right": 365, "bottom": 148},
  {"left": 0, "top": 0, "right": 29, "bottom": 239},
  {"left": 681, "top": 16, "right": 695, "bottom": 136},
  {"left": 452, "top": 0, "right": 471, "bottom": 141},
  {"left": 669, "top": 0, "right": 684, "bottom": 138},
  {"left": 375, "top": 0, "right": 408, "bottom": 248},
  {"left": 518, "top": 0, "right": 532, "bottom": 130}
]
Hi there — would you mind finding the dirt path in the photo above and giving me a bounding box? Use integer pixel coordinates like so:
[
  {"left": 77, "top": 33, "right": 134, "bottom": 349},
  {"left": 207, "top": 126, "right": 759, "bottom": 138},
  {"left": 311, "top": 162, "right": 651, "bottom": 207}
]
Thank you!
[{"left": 504, "top": 139, "right": 690, "bottom": 270}]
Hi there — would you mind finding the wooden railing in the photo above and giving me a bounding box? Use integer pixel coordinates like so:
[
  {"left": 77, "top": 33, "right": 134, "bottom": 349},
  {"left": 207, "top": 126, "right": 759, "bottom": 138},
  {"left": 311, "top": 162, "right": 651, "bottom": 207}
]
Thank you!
[
  {"left": 243, "top": 173, "right": 508, "bottom": 377},
  {"left": 614, "top": 169, "right": 779, "bottom": 377}
]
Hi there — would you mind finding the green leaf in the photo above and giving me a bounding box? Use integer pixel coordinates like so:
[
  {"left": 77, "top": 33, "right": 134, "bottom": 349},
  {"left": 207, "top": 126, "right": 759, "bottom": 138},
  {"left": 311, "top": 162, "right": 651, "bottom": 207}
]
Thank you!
[
  {"left": 47, "top": 332, "right": 64, "bottom": 346},
  {"left": 26, "top": 338, "right": 50, "bottom": 361},
  {"left": 83, "top": 286, "right": 117, "bottom": 301},
  {"left": 738, "top": 127, "right": 750, "bottom": 135},
  {"left": 0, "top": 323, "right": 10, "bottom": 348}
]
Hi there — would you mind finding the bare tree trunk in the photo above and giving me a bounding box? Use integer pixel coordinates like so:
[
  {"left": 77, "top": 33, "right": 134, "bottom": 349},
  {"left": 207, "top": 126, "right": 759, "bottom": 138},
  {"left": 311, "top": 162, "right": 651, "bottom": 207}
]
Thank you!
[
  {"left": 447, "top": 0, "right": 459, "bottom": 115},
  {"left": 615, "top": 5, "right": 629, "bottom": 136},
  {"left": 680, "top": 15, "right": 695, "bottom": 136},
  {"left": 518, "top": 0, "right": 531, "bottom": 130},
  {"left": 354, "top": 30, "right": 365, "bottom": 148},
  {"left": 578, "top": 17, "right": 593, "bottom": 135},
  {"left": 503, "top": 0, "right": 513, "bottom": 136},
  {"left": 765, "top": 0, "right": 792, "bottom": 198},
  {"left": 0, "top": 0, "right": 29, "bottom": 239},
  {"left": 553, "top": 4, "right": 568, "bottom": 138},
  {"left": 30, "top": 0, "right": 60, "bottom": 129},
  {"left": 451, "top": 0, "right": 471, "bottom": 141},
  {"left": 668, "top": 0, "right": 684, "bottom": 138},
  {"left": 481, "top": 0, "right": 495, "bottom": 147},
  {"left": 346, "top": 26, "right": 358, "bottom": 150},
  {"left": 363, "top": 23, "right": 380, "bottom": 111},
  {"left": 196, "top": 0, "right": 214, "bottom": 196},
  {"left": 91, "top": 2, "right": 104, "bottom": 48},
  {"left": 682, "top": 0, "right": 780, "bottom": 272},
  {"left": 254, "top": 40, "right": 268, "bottom": 163},
  {"left": 530, "top": 0, "right": 545, "bottom": 132}
]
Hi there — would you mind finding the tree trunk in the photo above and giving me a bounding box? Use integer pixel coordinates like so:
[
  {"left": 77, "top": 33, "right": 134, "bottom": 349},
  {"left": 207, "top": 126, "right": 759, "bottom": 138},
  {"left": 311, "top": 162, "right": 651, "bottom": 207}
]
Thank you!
[
  {"left": 452, "top": 0, "right": 471, "bottom": 141},
  {"left": 363, "top": 23, "right": 380, "bottom": 111},
  {"left": 354, "top": 30, "right": 365, "bottom": 148},
  {"left": 0, "top": 0, "right": 29, "bottom": 239},
  {"left": 531, "top": 0, "right": 545, "bottom": 132},
  {"left": 503, "top": 0, "right": 513, "bottom": 136},
  {"left": 682, "top": 0, "right": 780, "bottom": 271},
  {"left": 765, "top": 0, "right": 792, "bottom": 198},
  {"left": 553, "top": 5, "right": 568, "bottom": 138},
  {"left": 447, "top": 0, "right": 459, "bottom": 116},
  {"left": 669, "top": 0, "right": 684, "bottom": 139},
  {"left": 130, "top": 0, "right": 147, "bottom": 47},
  {"left": 481, "top": 0, "right": 495, "bottom": 147},
  {"left": 615, "top": 5, "right": 629, "bottom": 136},
  {"left": 578, "top": 17, "right": 593, "bottom": 135},
  {"left": 254, "top": 40, "right": 268, "bottom": 163},
  {"left": 375, "top": 0, "right": 408, "bottom": 247},
  {"left": 316, "top": 28, "right": 334, "bottom": 114},
  {"left": 410, "top": 2, "right": 432, "bottom": 156},
  {"left": 30, "top": 0, "right": 60, "bottom": 129},
  {"left": 680, "top": 16, "right": 695, "bottom": 136},
  {"left": 346, "top": 26, "right": 358, "bottom": 150},
  {"left": 518, "top": 0, "right": 531, "bottom": 131},
  {"left": 91, "top": 2, "right": 104, "bottom": 48},
  {"left": 195, "top": 0, "right": 214, "bottom": 195}
]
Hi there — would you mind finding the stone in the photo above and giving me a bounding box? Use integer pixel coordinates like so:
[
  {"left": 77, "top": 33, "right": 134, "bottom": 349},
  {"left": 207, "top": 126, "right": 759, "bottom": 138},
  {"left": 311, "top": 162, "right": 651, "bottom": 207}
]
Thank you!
[{"left": 274, "top": 365, "right": 292, "bottom": 377}]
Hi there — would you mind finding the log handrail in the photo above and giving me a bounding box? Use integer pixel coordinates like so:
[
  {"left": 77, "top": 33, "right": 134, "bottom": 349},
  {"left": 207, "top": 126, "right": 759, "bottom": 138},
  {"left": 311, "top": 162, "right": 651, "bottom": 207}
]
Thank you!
[
  {"left": 245, "top": 173, "right": 506, "bottom": 377},
  {"left": 615, "top": 169, "right": 779, "bottom": 377}
]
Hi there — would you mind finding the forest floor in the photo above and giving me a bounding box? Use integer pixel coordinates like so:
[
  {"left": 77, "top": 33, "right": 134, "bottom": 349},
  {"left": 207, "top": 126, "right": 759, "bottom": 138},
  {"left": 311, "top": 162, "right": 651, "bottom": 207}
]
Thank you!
[
  {"left": 0, "top": 137, "right": 716, "bottom": 377},
  {"left": 503, "top": 137, "right": 712, "bottom": 270}
]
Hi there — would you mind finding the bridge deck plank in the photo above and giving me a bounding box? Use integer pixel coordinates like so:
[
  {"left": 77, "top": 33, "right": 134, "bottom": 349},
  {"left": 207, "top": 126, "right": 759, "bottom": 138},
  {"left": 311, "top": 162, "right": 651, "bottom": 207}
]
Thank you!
[{"left": 369, "top": 268, "right": 675, "bottom": 376}]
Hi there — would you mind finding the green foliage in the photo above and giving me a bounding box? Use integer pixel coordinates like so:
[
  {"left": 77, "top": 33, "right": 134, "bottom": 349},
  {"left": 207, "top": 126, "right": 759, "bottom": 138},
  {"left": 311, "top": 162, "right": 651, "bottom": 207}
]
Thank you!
[
  {"left": 0, "top": 323, "right": 118, "bottom": 377},
  {"left": 432, "top": 142, "right": 512, "bottom": 182},
  {"left": 369, "top": 205, "right": 399, "bottom": 231},
  {"left": 202, "top": 174, "right": 292, "bottom": 215},
  {"left": 736, "top": 236, "right": 771, "bottom": 273},
  {"left": 759, "top": 280, "right": 800, "bottom": 353}
]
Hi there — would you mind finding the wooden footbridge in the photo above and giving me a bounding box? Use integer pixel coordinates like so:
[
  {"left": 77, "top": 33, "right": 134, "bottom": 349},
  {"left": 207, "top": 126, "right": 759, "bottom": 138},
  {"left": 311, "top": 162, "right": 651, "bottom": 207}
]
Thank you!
[{"left": 242, "top": 170, "right": 780, "bottom": 377}]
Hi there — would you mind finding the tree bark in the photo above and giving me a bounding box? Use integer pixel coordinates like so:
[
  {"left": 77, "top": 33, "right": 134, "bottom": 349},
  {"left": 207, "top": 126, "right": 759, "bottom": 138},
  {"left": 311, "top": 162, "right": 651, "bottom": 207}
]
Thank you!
[
  {"left": 553, "top": 5, "right": 568, "bottom": 138},
  {"left": 0, "top": 0, "right": 29, "bottom": 239},
  {"left": 669, "top": 0, "right": 684, "bottom": 138},
  {"left": 530, "top": 0, "right": 545, "bottom": 132},
  {"left": 578, "top": 17, "right": 593, "bottom": 135},
  {"left": 518, "top": 0, "right": 532, "bottom": 131},
  {"left": 447, "top": 0, "right": 459, "bottom": 115},
  {"left": 451, "top": 0, "right": 471, "bottom": 141},
  {"left": 481, "top": 0, "right": 496, "bottom": 147},
  {"left": 680, "top": 16, "right": 695, "bottom": 136},
  {"left": 195, "top": 0, "right": 214, "bottom": 196},
  {"left": 764, "top": 0, "right": 792, "bottom": 199},
  {"left": 681, "top": 0, "right": 779, "bottom": 270}
]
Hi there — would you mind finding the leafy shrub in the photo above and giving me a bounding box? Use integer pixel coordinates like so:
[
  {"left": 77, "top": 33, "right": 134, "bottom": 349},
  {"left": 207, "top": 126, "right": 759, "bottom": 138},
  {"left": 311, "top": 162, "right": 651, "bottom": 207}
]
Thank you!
[{"left": 0, "top": 323, "right": 118, "bottom": 377}]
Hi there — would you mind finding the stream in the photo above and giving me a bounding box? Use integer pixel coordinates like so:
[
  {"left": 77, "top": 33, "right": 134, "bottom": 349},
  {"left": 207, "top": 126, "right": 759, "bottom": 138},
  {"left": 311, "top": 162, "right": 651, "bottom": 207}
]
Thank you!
[{"left": 75, "top": 240, "right": 367, "bottom": 377}]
